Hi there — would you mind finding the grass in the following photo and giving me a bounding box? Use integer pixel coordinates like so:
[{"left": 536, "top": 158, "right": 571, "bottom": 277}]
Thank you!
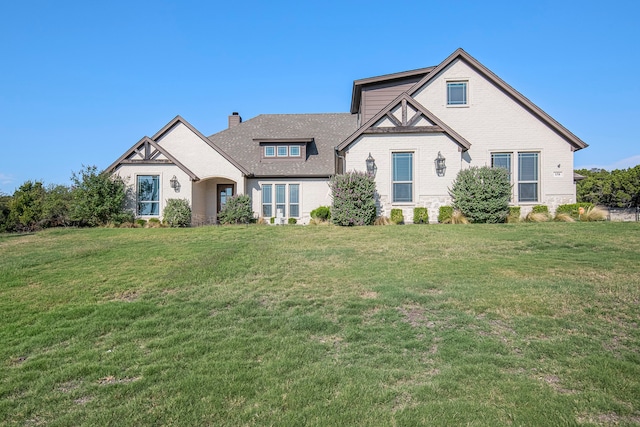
[{"left": 1, "top": 223, "right": 639, "bottom": 426}]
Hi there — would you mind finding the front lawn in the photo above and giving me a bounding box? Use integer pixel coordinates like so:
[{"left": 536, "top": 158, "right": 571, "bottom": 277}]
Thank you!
[{"left": 1, "top": 223, "right": 639, "bottom": 426}]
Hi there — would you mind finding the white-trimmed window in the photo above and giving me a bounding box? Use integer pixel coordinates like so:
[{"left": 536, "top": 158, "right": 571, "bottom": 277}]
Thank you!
[
  {"left": 518, "top": 152, "right": 539, "bottom": 203},
  {"left": 289, "top": 145, "right": 300, "bottom": 157},
  {"left": 275, "top": 184, "right": 286, "bottom": 216},
  {"left": 265, "top": 146, "right": 275, "bottom": 157},
  {"left": 491, "top": 153, "right": 512, "bottom": 176},
  {"left": 447, "top": 81, "right": 467, "bottom": 106},
  {"left": 392, "top": 152, "right": 413, "bottom": 203},
  {"left": 277, "top": 146, "right": 288, "bottom": 157},
  {"left": 137, "top": 175, "right": 160, "bottom": 215},
  {"left": 289, "top": 184, "right": 299, "bottom": 217},
  {"left": 262, "top": 184, "right": 272, "bottom": 217}
]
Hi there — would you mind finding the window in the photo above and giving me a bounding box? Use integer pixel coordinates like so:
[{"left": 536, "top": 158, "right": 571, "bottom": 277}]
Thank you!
[
  {"left": 262, "top": 184, "right": 272, "bottom": 217},
  {"left": 137, "top": 175, "right": 159, "bottom": 215},
  {"left": 518, "top": 152, "right": 539, "bottom": 202},
  {"left": 265, "top": 146, "right": 275, "bottom": 157},
  {"left": 275, "top": 184, "right": 286, "bottom": 216},
  {"left": 289, "top": 184, "right": 299, "bottom": 217},
  {"left": 393, "top": 152, "right": 413, "bottom": 203},
  {"left": 289, "top": 145, "right": 300, "bottom": 157},
  {"left": 447, "top": 82, "right": 467, "bottom": 105},
  {"left": 491, "top": 153, "right": 512, "bottom": 176},
  {"left": 277, "top": 146, "right": 288, "bottom": 157}
]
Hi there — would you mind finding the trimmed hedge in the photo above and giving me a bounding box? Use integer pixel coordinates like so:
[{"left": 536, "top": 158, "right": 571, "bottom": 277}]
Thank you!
[
  {"left": 390, "top": 209, "right": 404, "bottom": 224},
  {"left": 438, "top": 206, "right": 453, "bottom": 224},
  {"left": 413, "top": 207, "right": 429, "bottom": 224},
  {"left": 310, "top": 206, "right": 331, "bottom": 221},
  {"left": 556, "top": 202, "right": 594, "bottom": 219}
]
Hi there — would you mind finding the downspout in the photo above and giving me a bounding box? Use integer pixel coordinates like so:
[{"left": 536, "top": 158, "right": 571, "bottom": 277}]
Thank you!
[{"left": 334, "top": 149, "right": 346, "bottom": 175}]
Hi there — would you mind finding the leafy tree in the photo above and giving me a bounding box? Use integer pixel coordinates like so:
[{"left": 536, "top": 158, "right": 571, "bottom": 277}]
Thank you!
[
  {"left": 576, "top": 165, "right": 640, "bottom": 208},
  {"left": 0, "top": 192, "right": 12, "bottom": 232},
  {"left": 330, "top": 171, "right": 377, "bottom": 226},
  {"left": 218, "top": 194, "right": 254, "bottom": 224},
  {"left": 163, "top": 199, "right": 192, "bottom": 227},
  {"left": 449, "top": 166, "right": 511, "bottom": 223},
  {"left": 7, "top": 180, "right": 46, "bottom": 231},
  {"left": 70, "top": 165, "right": 128, "bottom": 226},
  {"left": 41, "top": 184, "right": 72, "bottom": 228}
]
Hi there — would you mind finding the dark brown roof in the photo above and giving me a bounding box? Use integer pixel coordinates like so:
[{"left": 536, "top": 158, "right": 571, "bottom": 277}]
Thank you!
[{"left": 208, "top": 113, "right": 358, "bottom": 177}]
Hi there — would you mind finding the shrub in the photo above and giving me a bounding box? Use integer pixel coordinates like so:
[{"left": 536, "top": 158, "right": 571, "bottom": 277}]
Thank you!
[
  {"left": 413, "top": 207, "right": 429, "bottom": 224},
  {"left": 218, "top": 194, "right": 254, "bottom": 224},
  {"left": 163, "top": 199, "right": 192, "bottom": 227},
  {"left": 507, "top": 206, "right": 521, "bottom": 223},
  {"left": 288, "top": 218, "right": 297, "bottom": 225},
  {"left": 7, "top": 180, "right": 46, "bottom": 231},
  {"left": 330, "top": 171, "right": 377, "bottom": 226},
  {"left": 257, "top": 217, "right": 268, "bottom": 225},
  {"left": 438, "top": 206, "right": 453, "bottom": 223},
  {"left": 310, "top": 206, "right": 331, "bottom": 221},
  {"left": 449, "top": 166, "right": 511, "bottom": 223},
  {"left": 135, "top": 219, "right": 147, "bottom": 228},
  {"left": 0, "top": 193, "right": 10, "bottom": 232},
  {"left": 374, "top": 216, "right": 392, "bottom": 226},
  {"left": 556, "top": 202, "right": 594, "bottom": 219},
  {"left": 270, "top": 217, "right": 275, "bottom": 224},
  {"left": 554, "top": 213, "right": 575, "bottom": 222},
  {"left": 532, "top": 205, "right": 549, "bottom": 214},
  {"left": 390, "top": 209, "right": 404, "bottom": 224},
  {"left": 582, "top": 206, "right": 607, "bottom": 222},
  {"left": 148, "top": 217, "right": 162, "bottom": 228},
  {"left": 525, "top": 212, "right": 550, "bottom": 222},
  {"left": 70, "top": 165, "right": 128, "bottom": 227},
  {"left": 451, "top": 210, "right": 469, "bottom": 224}
]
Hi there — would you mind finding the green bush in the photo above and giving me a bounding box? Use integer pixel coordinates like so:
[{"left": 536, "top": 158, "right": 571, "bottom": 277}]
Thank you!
[
  {"left": 0, "top": 193, "right": 10, "bottom": 232},
  {"left": 270, "top": 217, "right": 275, "bottom": 224},
  {"left": 532, "top": 205, "right": 549, "bottom": 214},
  {"left": 556, "top": 202, "right": 594, "bottom": 219},
  {"left": 310, "top": 206, "right": 331, "bottom": 221},
  {"left": 218, "top": 194, "right": 254, "bottom": 225},
  {"left": 330, "top": 172, "right": 377, "bottom": 226},
  {"left": 7, "top": 180, "right": 46, "bottom": 231},
  {"left": 70, "top": 165, "right": 128, "bottom": 227},
  {"left": 136, "top": 219, "right": 147, "bottom": 228},
  {"left": 449, "top": 166, "right": 511, "bottom": 223},
  {"left": 288, "top": 218, "right": 297, "bottom": 225},
  {"left": 438, "top": 206, "right": 453, "bottom": 223},
  {"left": 148, "top": 217, "right": 162, "bottom": 228},
  {"left": 163, "top": 199, "right": 192, "bottom": 227},
  {"left": 390, "top": 209, "right": 404, "bottom": 224},
  {"left": 507, "top": 206, "right": 521, "bottom": 223},
  {"left": 413, "top": 207, "right": 429, "bottom": 224}
]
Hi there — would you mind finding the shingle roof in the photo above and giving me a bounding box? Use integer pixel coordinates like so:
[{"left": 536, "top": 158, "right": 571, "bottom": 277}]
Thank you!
[{"left": 208, "top": 113, "right": 358, "bottom": 177}]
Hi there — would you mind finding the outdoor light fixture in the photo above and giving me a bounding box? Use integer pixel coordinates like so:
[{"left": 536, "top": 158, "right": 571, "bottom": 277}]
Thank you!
[
  {"left": 366, "top": 153, "right": 377, "bottom": 177},
  {"left": 435, "top": 151, "right": 446, "bottom": 177},
  {"left": 170, "top": 175, "right": 180, "bottom": 191}
]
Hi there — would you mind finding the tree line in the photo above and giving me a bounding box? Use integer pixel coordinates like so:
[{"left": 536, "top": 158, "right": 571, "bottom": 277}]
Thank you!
[
  {"left": 575, "top": 165, "right": 640, "bottom": 208},
  {"left": 0, "top": 166, "right": 130, "bottom": 232}
]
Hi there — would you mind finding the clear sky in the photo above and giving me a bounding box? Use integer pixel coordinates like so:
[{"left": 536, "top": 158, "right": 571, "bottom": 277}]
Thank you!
[{"left": 1, "top": 0, "right": 638, "bottom": 194}]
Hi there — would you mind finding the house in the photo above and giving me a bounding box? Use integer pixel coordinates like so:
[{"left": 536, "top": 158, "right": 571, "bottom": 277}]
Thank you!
[{"left": 107, "top": 48, "right": 587, "bottom": 224}]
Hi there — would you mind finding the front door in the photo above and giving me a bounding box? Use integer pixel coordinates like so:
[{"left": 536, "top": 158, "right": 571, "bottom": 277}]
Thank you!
[{"left": 217, "top": 184, "right": 234, "bottom": 217}]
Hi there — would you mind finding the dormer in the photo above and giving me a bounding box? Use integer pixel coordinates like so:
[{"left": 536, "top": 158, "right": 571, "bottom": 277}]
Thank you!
[
  {"left": 255, "top": 138, "right": 314, "bottom": 161},
  {"left": 350, "top": 66, "right": 434, "bottom": 123}
]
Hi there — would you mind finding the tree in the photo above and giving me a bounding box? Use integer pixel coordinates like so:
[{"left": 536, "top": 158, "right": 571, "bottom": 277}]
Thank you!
[
  {"left": 449, "top": 166, "right": 511, "bottom": 223},
  {"left": 41, "top": 184, "right": 72, "bottom": 228},
  {"left": 70, "top": 165, "right": 129, "bottom": 226},
  {"left": 330, "top": 171, "right": 377, "bottom": 226},
  {"left": 7, "top": 180, "right": 46, "bottom": 231},
  {"left": 0, "top": 192, "right": 12, "bottom": 232},
  {"left": 576, "top": 165, "right": 640, "bottom": 208}
]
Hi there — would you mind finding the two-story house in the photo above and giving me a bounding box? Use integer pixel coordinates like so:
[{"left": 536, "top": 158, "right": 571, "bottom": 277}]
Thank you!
[{"left": 107, "top": 48, "right": 587, "bottom": 224}]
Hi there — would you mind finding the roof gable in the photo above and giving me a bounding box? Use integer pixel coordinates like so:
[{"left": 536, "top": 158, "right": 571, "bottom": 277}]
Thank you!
[
  {"left": 338, "top": 93, "right": 471, "bottom": 151},
  {"left": 105, "top": 136, "right": 200, "bottom": 180},
  {"left": 408, "top": 48, "right": 588, "bottom": 150},
  {"left": 153, "top": 115, "right": 250, "bottom": 175}
]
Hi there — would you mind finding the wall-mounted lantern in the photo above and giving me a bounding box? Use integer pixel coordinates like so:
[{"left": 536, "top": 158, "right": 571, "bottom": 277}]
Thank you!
[
  {"left": 170, "top": 175, "right": 180, "bottom": 192},
  {"left": 435, "top": 151, "right": 446, "bottom": 177},
  {"left": 366, "top": 153, "right": 377, "bottom": 177}
]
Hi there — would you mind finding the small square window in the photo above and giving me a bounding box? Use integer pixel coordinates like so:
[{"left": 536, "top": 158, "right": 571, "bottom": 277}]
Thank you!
[
  {"left": 277, "top": 146, "right": 288, "bottom": 157},
  {"left": 289, "top": 146, "right": 300, "bottom": 157},
  {"left": 265, "top": 146, "right": 275, "bottom": 157},
  {"left": 447, "top": 82, "right": 467, "bottom": 105}
]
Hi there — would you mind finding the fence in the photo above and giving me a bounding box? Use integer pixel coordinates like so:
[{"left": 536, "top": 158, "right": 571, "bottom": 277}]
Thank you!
[{"left": 606, "top": 206, "right": 640, "bottom": 222}]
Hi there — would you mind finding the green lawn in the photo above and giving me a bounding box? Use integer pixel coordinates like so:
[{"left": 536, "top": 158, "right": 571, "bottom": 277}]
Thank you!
[{"left": 1, "top": 223, "right": 639, "bottom": 426}]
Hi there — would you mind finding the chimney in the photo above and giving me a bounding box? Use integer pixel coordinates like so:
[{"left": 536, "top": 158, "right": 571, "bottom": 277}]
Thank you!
[{"left": 228, "top": 112, "right": 242, "bottom": 128}]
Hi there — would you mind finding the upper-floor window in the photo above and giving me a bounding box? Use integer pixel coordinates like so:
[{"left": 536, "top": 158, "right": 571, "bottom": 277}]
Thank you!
[
  {"left": 265, "top": 146, "right": 275, "bottom": 157},
  {"left": 447, "top": 81, "right": 467, "bottom": 106},
  {"left": 277, "top": 146, "right": 288, "bottom": 157},
  {"left": 289, "top": 146, "right": 300, "bottom": 157}
]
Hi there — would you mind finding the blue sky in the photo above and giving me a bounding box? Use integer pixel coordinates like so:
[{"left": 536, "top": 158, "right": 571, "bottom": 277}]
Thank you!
[{"left": 1, "top": 0, "right": 638, "bottom": 194}]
